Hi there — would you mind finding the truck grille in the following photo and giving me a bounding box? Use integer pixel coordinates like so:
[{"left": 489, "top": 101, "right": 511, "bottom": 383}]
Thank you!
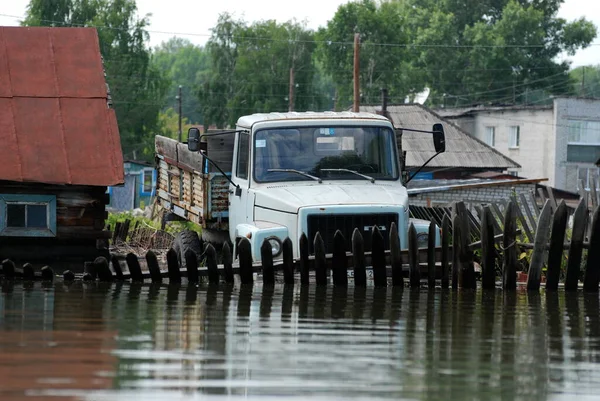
[{"left": 306, "top": 213, "right": 399, "bottom": 254}]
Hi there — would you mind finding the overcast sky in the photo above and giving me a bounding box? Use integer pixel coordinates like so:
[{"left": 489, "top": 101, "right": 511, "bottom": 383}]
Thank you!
[{"left": 1, "top": 0, "right": 599, "bottom": 67}]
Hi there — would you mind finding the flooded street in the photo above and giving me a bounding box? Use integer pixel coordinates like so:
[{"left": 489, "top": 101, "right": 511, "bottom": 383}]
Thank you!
[{"left": 1, "top": 282, "right": 600, "bottom": 400}]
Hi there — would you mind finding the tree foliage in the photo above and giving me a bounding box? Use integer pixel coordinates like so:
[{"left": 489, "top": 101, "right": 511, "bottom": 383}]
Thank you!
[
  {"left": 316, "top": 0, "right": 419, "bottom": 109},
  {"left": 317, "top": 0, "right": 597, "bottom": 108},
  {"left": 570, "top": 65, "right": 600, "bottom": 97},
  {"left": 151, "top": 38, "right": 210, "bottom": 124},
  {"left": 23, "top": 0, "right": 170, "bottom": 161},
  {"left": 199, "top": 14, "right": 332, "bottom": 128}
]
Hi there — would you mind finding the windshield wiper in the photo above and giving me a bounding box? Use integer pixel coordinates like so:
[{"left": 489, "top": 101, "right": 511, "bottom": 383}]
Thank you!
[
  {"left": 321, "top": 168, "right": 375, "bottom": 183},
  {"left": 267, "top": 169, "right": 322, "bottom": 183}
]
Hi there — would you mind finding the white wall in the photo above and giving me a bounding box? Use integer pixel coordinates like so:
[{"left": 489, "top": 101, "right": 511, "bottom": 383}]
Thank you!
[
  {"left": 474, "top": 109, "right": 555, "bottom": 185},
  {"left": 448, "top": 108, "right": 555, "bottom": 185},
  {"left": 554, "top": 98, "right": 600, "bottom": 193}
]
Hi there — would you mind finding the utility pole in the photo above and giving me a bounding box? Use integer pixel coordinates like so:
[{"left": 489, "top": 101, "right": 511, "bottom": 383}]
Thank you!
[
  {"left": 177, "top": 85, "right": 182, "bottom": 142},
  {"left": 582, "top": 66, "right": 586, "bottom": 96},
  {"left": 353, "top": 33, "right": 360, "bottom": 112},
  {"left": 288, "top": 67, "right": 295, "bottom": 112}
]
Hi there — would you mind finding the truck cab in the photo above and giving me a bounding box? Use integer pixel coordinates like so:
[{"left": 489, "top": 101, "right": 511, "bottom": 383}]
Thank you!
[{"left": 222, "top": 111, "right": 435, "bottom": 261}]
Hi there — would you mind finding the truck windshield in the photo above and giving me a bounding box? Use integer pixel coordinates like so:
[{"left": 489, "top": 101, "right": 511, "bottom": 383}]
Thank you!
[{"left": 254, "top": 126, "right": 398, "bottom": 183}]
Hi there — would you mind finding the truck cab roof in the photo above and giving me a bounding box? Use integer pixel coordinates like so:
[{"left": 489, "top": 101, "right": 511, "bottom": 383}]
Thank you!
[{"left": 236, "top": 111, "right": 391, "bottom": 129}]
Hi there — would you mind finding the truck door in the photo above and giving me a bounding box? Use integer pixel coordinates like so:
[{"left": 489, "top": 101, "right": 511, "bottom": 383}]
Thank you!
[{"left": 229, "top": 131, "right": 251, "bottom": 243}]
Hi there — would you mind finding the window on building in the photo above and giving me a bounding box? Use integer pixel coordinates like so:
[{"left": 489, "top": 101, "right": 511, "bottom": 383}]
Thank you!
[
  {"left": 509, "top": 126, "right": 520, "bottom": 148},
  {"left": 485, "top": 126, "right": 495, "bottom": 146},
  {"left": 568, "top": 120, "right": 600, "bottom": 144},
  {"left": 578, "top": 167, "right": 600, "bottom": 191},
  {"left": 142, "top": 169, "right": 154, "bottom": 194},
  {"left": 568, "top": 120, "right": 600, "bottom": 163},
  {"left": 0, "top": 195, "right": 57, "bottom": 237},
  {"left": 236, "top": 132, "right": 250, "bottom": 180}
]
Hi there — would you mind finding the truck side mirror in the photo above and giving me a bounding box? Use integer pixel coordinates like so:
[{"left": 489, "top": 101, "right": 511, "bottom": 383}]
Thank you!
[
  {"left": 188, "top": 127, "right": 200, "bottom": 152},
  {"left": 432, "top": 123, "right": 445, "bottom": 153}
]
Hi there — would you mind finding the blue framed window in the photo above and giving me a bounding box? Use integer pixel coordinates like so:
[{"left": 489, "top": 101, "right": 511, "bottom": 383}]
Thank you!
[
  {"left": 0, "top": 194, "right": 57, "bottom": 237},
  {"left": 140, "top": 169, "right": 156, "bottom": 196}
]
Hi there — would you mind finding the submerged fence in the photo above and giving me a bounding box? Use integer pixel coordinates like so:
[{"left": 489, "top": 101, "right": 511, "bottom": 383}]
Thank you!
[{"left": 2, "top": 197, "right": 600, "bottom": 292}]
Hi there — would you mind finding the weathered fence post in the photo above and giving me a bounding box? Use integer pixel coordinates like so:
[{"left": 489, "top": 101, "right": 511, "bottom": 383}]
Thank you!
[
  {"left": 441, "top": 215, "right": 450, "bottom": 289},
  {"left": 372, "top": 226, "right": 387, "bottom": 287},
  {"left": 299, "top": 234, "right": 310, "bottom": 286},
  {"left": 111, "top": 255, "right": 124, "bottom": 281},
  {"left": 126, "top": 253, "right": 144, "bottom": 283},
  {"left": 527, "top": 200, "right": 553, "bottom": 291},
  {"left": 205, "top": 244, "right": 220, "bottom": 285},
  {"left": 112, "top": 222, "right": 122, "bottom": 244},
  {"left": 566, "top": 198, "right": 588, "bottom": 291},
  {"left": 238, "top": 237, "right": 254, "bottom": 285},
  {"left": 314, "top": 232, "right": 328, "bottom": 286},
  {"left": 584, "top": 205, "right": 600, "bottom": 292},
  {"left": 38, "top": 265, "right": 53, "bottom": 281},
  {"left": 546, "top": 201, "right": 568, "bottom": 291},
  {"left": 457, "top": 204, "right": 476, "bottom": 289},
  {"left": 2, "top": 259, "right": 16, "bottom": 280},
  {"left": 503, "top": 201, "right": 518, "bottom": 290},
  {"left": 184, "top": 250, "right": 199, "bottom": 284},
  {"left": 408, "top": 223, "right": 420, "bottom": 288},
  {"left": 332, "top": 231, "right": 348, "bottom": 287},
  {"left": 261, "top": 239, "right": 275, "bottom": 286},
  {"left": 166, "top": 248, "right": 181, "bottom": 283},
  {"left": 222, "top": 243, "right": 234, "bottom": 284},
  {"left": 94, "top": 256, "right": 113, "bottom": 282},
  {"left": 389, "top": 223, "right": 403, "bottom": 287},
  {"left": 352, "top": 228, "right": 367, "bottom": 287},
  {"left": 282, "top": 238, "right": 294, "bottom": 286},
  {"left": 451, "top": 215, "right": 461, "bottom": 289},
  {"left": 480, "top": 206, "right": 496, "bottom": 289},
  {"left": 145, "top": 251, "right": 162, "bottom": 284},
  {"left": 22, "top": 263, "right": 35, "bottom": 280},
  {"left": 63, "top": 270, "right": 75, "bottom": 281},
  {"left": 427, "top": 221, "right": 436, "bottom": 289}
]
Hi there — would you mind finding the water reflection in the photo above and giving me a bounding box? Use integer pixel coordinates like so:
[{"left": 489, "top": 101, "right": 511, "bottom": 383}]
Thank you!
[{"left": 1, "top": 282, "right": 600, "bottom": 400}]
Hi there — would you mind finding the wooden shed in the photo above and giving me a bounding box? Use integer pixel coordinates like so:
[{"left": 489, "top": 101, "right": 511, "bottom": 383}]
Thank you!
[{"left": 0, "top": 27, "right": 124, "bottom": 269}]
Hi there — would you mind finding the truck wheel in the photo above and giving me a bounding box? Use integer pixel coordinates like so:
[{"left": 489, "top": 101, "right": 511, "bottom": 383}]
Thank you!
[
  {"left": 201, "top": 228, "right": 231, "bottom": 249},
  {"left": 172, "top": 229, "right": 203, "bottom": 269}
]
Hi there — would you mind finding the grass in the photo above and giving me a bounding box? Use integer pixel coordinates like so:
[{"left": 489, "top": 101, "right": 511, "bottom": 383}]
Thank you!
[{"left": 107, "top": 211, "right": 202, "bottom": 237}]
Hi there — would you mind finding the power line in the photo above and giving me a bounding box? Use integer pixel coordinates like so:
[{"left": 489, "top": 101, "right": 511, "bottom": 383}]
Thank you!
[{"left": 2, "top": 12, "right": 600, "bottom": 50}]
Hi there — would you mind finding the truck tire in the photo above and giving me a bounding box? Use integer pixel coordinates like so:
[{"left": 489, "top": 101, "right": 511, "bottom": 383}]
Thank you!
[
  {"left": 172, "top": 229, "right": 203, "bottom": 269},
  {"left": 201, "top": 228, "right": 231, "bottom": 249}
]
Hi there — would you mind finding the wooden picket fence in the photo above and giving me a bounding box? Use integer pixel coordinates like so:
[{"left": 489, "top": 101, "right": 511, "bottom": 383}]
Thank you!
[{"left": 3, "top": 195, "right": 600, "bottom": 292}]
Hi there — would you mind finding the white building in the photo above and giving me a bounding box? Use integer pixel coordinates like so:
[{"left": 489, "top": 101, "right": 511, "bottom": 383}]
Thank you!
[{"left": 437, "top": 97, "right": 600, "bottom": 193}]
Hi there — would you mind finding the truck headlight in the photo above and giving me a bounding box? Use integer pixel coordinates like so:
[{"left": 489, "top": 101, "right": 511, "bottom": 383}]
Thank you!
[
  {"left": 267, "top": 236, "right": 282, "bottom": 257},
  {"left": 416, "top": 233, "right": 428, "bottom": 248}
]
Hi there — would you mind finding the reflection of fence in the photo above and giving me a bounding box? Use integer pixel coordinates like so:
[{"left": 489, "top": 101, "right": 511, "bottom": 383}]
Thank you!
[{"left": 3, "top": 197, "right": 600, "bottom": 292}]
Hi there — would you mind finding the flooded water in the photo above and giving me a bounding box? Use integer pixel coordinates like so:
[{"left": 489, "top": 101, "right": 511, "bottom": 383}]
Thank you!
[{"left": 1, "top": 282, "right": 600, "bottom": 401}]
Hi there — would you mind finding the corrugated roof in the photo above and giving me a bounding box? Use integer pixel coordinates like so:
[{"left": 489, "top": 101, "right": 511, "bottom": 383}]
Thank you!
[
  {"left": 360, "top": 104, "right": 520, "bottom": 170},
  {"left": 435, "top": 104, "right": 552, "bottom": 118},
  {"left": 0, "top": 27, "right": 124, "bottom": 186}
]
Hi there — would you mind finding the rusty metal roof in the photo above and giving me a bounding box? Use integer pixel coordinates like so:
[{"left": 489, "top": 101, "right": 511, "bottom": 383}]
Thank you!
[
  {"left": 0, "top": 27, "right": 124, "bottom": 186},
  {"left": 360, "top": 104, "right": 520, "bottom": 170}
]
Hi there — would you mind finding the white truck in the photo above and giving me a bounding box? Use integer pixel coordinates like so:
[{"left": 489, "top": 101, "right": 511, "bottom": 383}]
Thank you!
[{"left": 155, "top": 111, "right": 445, "bottom": 265}]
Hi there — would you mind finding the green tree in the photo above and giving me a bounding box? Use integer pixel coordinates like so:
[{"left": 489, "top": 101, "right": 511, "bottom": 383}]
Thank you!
[
  {"left": 570, "top": 65, "right": 600, "bottom": 97},
  {"left": 317, "top": 0, "right": 596, "bottom": 108},
  {"left": 317, "top": 0, "right": 421, "bottom": 109},
  {"left": 200, "top": 14, "right": 331, "bottom": 128},
  {"left": 407, "top": 0, "right": 597, "bottom": 106},
  {"left": 156, "top": 107, "right": 192, "bottom": 137},
  {"left": 152, "top": 37, "right": 210, "bottom": 124},
  {"left": 23, "top": 0, "right": 170, "bottom": 161}
]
